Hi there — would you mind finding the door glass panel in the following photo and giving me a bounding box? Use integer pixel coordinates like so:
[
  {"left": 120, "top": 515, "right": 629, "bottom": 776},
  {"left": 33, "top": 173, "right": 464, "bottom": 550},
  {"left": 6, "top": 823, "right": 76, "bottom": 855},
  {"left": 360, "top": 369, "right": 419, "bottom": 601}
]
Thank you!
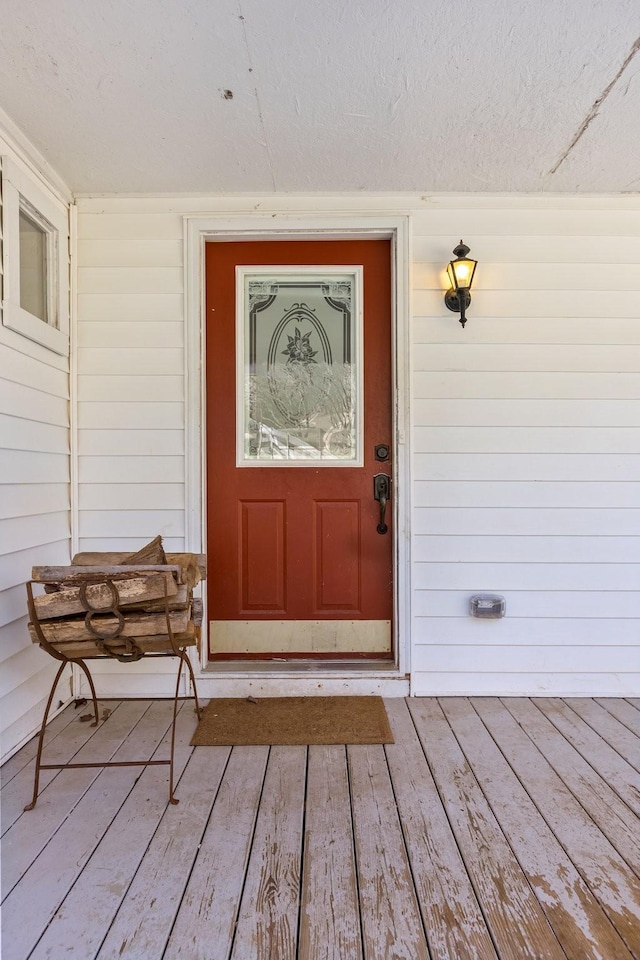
[{"left": 237, "top": 268, "right": 363, "bottom": 465}]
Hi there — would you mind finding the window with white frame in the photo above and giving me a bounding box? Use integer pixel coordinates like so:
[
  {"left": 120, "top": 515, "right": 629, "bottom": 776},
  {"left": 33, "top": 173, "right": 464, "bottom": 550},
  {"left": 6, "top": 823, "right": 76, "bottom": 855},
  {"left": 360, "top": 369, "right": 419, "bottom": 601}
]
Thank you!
[{"left": 1, "top": 157, "right": 69, "bottom": 355}]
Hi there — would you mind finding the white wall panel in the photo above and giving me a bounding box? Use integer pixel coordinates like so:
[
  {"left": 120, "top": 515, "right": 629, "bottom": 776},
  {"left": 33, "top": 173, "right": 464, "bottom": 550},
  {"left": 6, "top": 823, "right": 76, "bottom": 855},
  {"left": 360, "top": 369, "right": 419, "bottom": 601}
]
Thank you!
[
  {"left": 0, "top": 380, "right": 68, "bottom": 425},
  {"left": 78, "top": 455, "right": 184, "bottom": 483},
  {"left": 414, "top": 562, "right": 639, "bottom": 592},
  {"left": 414, "top": 426, "right": 640, "bottom": 454},
  {"left": 77, "top": 266, "right": 183, "bottom": 294},
  {"left": 77, "top": 402, "right": 183, "bottom": 430},
  {"left": 414, "top": 261, "right": 640, "bottom": 291},
  {"left": 414, "top": 371, "right": 640, "bottom": 399},
  {"left": 78, "top": 482, "right": 184, "bottom": 510},
  {"left": 77, "top": 293, "right": 183, "bottom": 321},
  {"left": 0, "top": 415, "right": 69, "bottom": 454},
  {"left": 78, "top": 429, "right": 184, "bottom": 456},
  {"left": 74, "top": 194, "right": 640, "bottom": 698},
  {"left": 413, "top": 508, "right": 640, "bottom": 536},
  {"left": 414, "top": 481, "right": 640, "bottom": 509},
  {"left": 415, "top": 589, "right": 640, "bottom": 618},
  {"left": 78, "top": 509, "right": 184, "bottom": 539},
  {"left": 414, "top": 399, "right": 640, "bottom": 427},
  {"left": 413, "top": 343, "right": 640, "bottom": 372},
  {"left": 77, "top": 374, "right": 183, "bottom": 402},
  {"left": 414, "top": 316, "right": 640, "bottom": 344},
  {"left": 77, "top": 238, "right": 183, "bottom": 267},
  {"left": 412, "top": 234, "right": 640, "bottom": 263},
  {"left": 78, "top": 321, "right": 183, "bottom": 349},
  {"left": 413, "top": 535, "right": 640, "bottom": 564},
  {"left": 0, "top": 131, "right": 72, "bottom": 762},
  {"left": 416, "top": 454, "right": 640, "bottom": 482},
  {"left": 0, "top": 483, "right": 69, "bottom": 520},
  {"left": 78, "top": 347, "right": 183, "bottom": 376}
]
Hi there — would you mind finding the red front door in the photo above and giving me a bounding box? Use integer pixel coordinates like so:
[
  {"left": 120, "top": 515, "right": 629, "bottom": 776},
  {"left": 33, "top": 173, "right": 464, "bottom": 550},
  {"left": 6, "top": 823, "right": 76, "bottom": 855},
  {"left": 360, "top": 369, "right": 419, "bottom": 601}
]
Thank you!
[{"left": 205, "top": 239, "right": 393, "bottom": 660}]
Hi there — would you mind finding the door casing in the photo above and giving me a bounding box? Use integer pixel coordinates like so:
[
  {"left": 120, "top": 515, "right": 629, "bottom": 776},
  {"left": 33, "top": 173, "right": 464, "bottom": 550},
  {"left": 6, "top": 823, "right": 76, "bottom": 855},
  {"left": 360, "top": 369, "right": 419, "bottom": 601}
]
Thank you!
[{"left": 184, "top": 214, "right": 411, "bottom": 679}]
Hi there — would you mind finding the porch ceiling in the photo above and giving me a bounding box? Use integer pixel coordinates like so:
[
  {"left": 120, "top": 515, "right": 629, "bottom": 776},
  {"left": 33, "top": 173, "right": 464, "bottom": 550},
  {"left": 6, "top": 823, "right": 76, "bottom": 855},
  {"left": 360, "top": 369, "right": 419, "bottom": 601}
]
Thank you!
[{"left": 1, "top": 0, "right": 639, "bottom": 195}]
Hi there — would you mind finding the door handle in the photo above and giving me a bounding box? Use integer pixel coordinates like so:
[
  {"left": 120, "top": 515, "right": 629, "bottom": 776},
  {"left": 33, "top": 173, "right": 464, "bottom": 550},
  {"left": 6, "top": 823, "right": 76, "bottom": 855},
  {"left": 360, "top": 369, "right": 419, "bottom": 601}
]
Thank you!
[{"left": 373, "top": 474, "right": 391, "bottom": 535}]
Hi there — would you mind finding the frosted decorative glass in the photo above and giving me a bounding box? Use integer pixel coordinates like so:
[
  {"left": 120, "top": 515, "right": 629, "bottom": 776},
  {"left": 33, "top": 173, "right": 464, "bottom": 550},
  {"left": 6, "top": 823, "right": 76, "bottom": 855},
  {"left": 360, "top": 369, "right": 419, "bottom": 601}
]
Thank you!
[{"left": 239, "top": 271, "right": 361, "bottom": 464}]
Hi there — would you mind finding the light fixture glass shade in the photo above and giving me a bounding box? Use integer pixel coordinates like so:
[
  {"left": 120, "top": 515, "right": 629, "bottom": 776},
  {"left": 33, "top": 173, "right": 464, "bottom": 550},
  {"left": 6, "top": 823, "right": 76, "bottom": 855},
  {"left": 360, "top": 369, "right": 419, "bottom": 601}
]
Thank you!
[{"left": 447, "top": 253, "right": 477, "bottom": 292}]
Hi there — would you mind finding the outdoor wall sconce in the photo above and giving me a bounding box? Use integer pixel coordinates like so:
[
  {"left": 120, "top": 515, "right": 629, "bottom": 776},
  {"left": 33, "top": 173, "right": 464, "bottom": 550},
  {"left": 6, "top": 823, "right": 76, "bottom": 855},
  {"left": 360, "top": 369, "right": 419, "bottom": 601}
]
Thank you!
[{"left": 444, "top": 240, "right": 477, "bottom": 328}]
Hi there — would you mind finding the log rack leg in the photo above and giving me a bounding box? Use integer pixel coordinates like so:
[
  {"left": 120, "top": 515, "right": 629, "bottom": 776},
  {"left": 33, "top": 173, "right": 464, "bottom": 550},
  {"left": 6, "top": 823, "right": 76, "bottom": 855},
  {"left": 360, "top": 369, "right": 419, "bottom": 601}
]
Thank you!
[
  {"left": 182, "top": 650, "right": 202, "bottom": 720},
  {"left": 24, "top": 661, "right": 68, "bottom": 811},
  {"left": 168, "top": 655, "right": 184, "bottom": 805},
  {"left": 75, "top": 659, "right": 100, "bottom": 726}
]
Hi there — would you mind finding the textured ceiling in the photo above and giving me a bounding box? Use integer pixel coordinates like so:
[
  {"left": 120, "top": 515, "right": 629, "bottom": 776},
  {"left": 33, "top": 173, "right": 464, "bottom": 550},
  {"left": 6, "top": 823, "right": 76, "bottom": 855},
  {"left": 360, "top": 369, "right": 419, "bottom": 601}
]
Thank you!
[{"left": 1, "top": 0, "right": 639, "bottom": 194}]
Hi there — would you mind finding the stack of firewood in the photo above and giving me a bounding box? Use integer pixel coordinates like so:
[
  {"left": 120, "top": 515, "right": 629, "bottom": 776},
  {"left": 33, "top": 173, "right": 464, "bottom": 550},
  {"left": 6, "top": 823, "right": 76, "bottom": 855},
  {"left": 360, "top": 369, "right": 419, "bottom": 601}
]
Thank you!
[{"left": 28, "top": 551, "right": 206, "bottom": 661}]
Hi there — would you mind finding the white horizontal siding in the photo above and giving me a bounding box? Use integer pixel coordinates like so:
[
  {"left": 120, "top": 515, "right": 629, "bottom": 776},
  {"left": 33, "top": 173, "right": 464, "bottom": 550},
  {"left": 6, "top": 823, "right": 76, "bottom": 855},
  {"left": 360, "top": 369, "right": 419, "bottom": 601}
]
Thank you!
[
  {"left": 0, "top": 483, "right": 70, "bottom": 520},
  {"left": 415, "top": 316, "right": 640, "bottom": 344},
  {"left": 414, "top": 481, "right": 640, "bottom": 508},
  {"left": 74, "top": 195, "right": 640, "bottom": 697},
  {"left": 77, "top": 374, "right": 183, "bottom": 402},
  {"left": 414, "top": 261, "right": 640, "bottom": 291},
  {"left": 412, "top": 202, "right": 640, "bottom": 696},
  {"left": 414, "top": 399, "right": 640, "bottom": 427},
  {"left": 0, "top": 131, "right": 72, "bottom": 761}
]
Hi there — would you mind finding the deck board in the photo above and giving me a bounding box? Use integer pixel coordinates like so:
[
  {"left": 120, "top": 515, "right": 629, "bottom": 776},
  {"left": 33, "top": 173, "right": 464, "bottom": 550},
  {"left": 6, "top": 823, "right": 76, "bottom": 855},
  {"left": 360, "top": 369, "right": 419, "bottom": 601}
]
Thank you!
[
  {"left": 503, "top": 698, "right": 640, "bottom": 878},
  {"left": 384, "top": 699, "right": 498, "bottom": 960},
  {"left": 595, "top": 699, "right": 640, "bottom": 739},
  {"left": 536, "top": 698, "right": 640, "bottom": 817},
  {"left": 229, "top": 745, "right": 306, "bottom": 960},
  {"left": 298, "top": 745, "right": 363, "bottom": 960},
  {"left": 163, "top": 745, "right": 268, "bottom": 960},
  {"left": 0, "top": 699, "right": 122, "bottom": 837},
  {"left": 467, "top": 697, "right": 639, "bottom": 959},
  {"left": 409, "top": 697, "right": 567, "bottom": 960},
  {"left": 348, "top": 743, "right": 429, "bottom": 960},
  {"left": 2, "top": 696, "right": 639, "bottom": 960},
  {"left": 566, "top": 699, "right": 640, "bottom": 772}
]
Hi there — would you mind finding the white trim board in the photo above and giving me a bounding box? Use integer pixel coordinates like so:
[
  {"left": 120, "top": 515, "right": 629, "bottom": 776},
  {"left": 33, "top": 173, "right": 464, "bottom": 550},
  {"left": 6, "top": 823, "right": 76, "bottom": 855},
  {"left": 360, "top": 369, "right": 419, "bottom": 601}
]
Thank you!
[{"left": 184, "top": 214, "right": 412, "bottom": 690}]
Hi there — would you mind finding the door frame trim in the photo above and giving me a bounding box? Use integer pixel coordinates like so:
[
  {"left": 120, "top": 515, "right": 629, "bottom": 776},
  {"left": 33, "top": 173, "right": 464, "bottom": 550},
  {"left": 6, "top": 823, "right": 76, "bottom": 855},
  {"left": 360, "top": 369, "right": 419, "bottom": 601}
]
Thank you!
[{"left": 184, "top": 213, "right": 412, "bottom": 682}]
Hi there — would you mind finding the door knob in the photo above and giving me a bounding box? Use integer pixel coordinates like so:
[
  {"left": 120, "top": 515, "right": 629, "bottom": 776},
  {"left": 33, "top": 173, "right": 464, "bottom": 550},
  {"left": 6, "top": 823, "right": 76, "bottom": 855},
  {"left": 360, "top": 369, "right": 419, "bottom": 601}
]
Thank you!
[{"left": 373, "top": 474, "right": 391, "bottom": 534}]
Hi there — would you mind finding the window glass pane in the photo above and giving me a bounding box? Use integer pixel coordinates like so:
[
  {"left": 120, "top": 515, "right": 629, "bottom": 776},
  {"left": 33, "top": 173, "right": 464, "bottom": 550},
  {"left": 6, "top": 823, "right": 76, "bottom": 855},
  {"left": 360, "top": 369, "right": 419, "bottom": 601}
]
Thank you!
[
  {"left": 19, "top": 209, "right": 48, "bottom": 323},
  {"left": 240, "top": 272, "right": 360, "bottom": 464}
]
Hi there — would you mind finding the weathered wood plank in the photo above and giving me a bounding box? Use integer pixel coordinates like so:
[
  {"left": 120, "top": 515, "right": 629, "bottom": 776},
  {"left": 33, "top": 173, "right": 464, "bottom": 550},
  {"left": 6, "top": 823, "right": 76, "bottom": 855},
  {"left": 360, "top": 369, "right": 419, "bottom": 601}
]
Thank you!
[
  {"left": 592, "top": 699, "right": 640, "bottom": 750},
  {"left": 96, "top": 742, "right": 232, "bottom": 960},
  {"left": 0, "top": 703, "right": 80, "bottom": 790},
  {"left": 1, "top": 701, "right": 176, "bottom": 959},
  {"left": 469, "top": 697, "right": 640, "bottom": 958},
  {"left": 537, "top": 699, "right": 640, "bottom": 817},
  {"left": 29, "top": 607, "right": 190, "bottom": 644},
  {"left": 1, "top": 701, "right": 151, "bottom": 897},
  {"left": 348, "top": 743, "right": 429, "bottom": 960},
  {"left": 503, "top": 698, "right": 640, "bottom": 878},
  {"left": 72, "top": 552, "right": 207, "bottom": 583},
  {"left": 164, "top": 745, "right": 269, "bottom": 960},
  {"left": 230, "top": 746, "right": 306, "bottom": 960},
  {"left": 35, "top": 622, "right": 197, "bottom": 659},
  {"left": 384, "top": 699, "right": 498, "bottom": 960},
  {"left": 32, "top": 564, "right": 184, "bottom": 584},
  {"left": 298, "top": 745, "right": 363, "bottom": 960},
  {"left": 0, "top": 700, "right": 121, "bottom": 838},
  {"left": 28, "top": 703, "right": 200, "bottom": 960},
  {"left": 408, "top": 697, "right": 566, "bottom": 960},
  {"left": 32, "top": 573, "right": 178, "bottom": 619},
  {"left": 569, "top": 702, "right": 637, "bottom": 755}
]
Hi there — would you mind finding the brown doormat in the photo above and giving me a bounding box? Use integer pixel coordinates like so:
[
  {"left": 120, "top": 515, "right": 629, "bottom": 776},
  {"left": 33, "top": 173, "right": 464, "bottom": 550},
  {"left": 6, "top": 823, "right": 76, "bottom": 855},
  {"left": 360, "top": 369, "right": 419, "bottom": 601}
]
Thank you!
[{"left": 190, "top": 696, "right": 394, "bottom": 746}]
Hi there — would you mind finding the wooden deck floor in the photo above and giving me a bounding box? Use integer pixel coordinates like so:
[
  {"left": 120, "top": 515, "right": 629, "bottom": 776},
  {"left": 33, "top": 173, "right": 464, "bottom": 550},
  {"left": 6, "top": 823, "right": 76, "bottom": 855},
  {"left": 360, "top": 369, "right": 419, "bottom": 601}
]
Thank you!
[{"left": 1, "top": 696, "right": 639, "bottom": 960}]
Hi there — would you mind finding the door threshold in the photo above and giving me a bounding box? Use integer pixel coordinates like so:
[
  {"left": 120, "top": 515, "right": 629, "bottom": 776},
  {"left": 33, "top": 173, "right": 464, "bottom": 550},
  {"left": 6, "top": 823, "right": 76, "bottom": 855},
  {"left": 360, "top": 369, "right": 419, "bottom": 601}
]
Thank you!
[{"left": 203, "top": 658, "right": 399, "bottom": 676}]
